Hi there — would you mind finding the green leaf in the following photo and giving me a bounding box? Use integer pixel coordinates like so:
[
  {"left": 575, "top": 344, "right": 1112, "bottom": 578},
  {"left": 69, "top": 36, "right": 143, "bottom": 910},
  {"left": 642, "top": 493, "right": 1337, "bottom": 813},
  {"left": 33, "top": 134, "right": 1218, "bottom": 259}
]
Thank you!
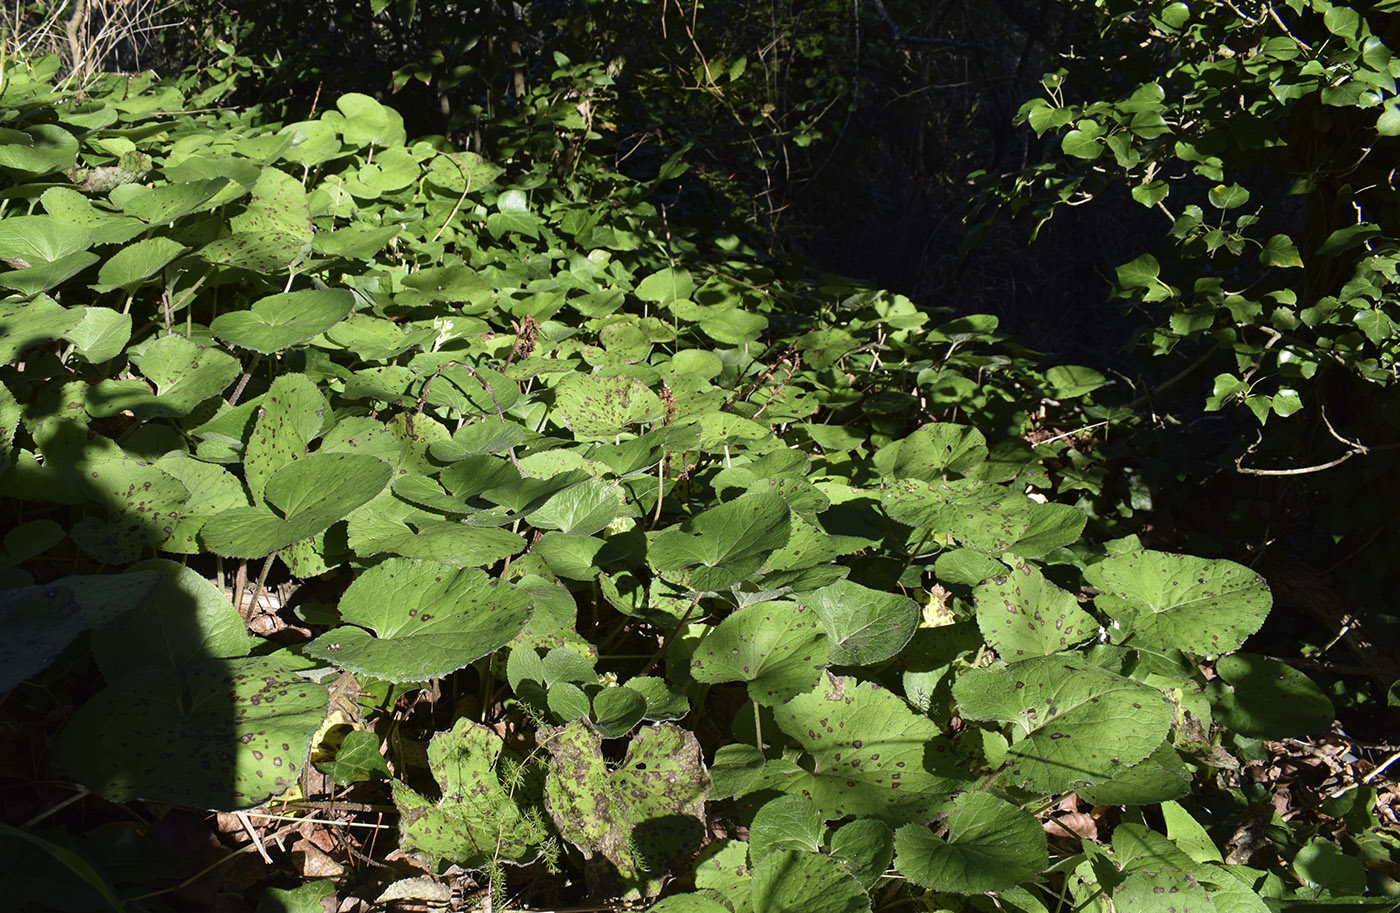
[
  {"left": 1044, "top": 365, "right": 1107, "bottom": 397},
  {"left": 0, "top": 249, "right": 100, "bottom": 295},
  {"left": 528, "top": 477, "right": 620, "bottom": 536},
  {"left": 760, "top": 673, "right": 967, "bottom": 824},
  {"left": 1078, "top": 742, "right": 1192, "bottom": 805},
  {"left": 553, "top": 373, "right": 665, "bottom": 441},
  {"left": 0, "top": 123, "right": 78, "bottom": 175},
  {"left": 0, "top": 215, "right": 93, "bottom": 263},
  {"left": 881, "top": 479, "right": 1031, "bottom": 551},
  {"left": 1112, "top": 867, "right": 1214, "bottom": 912},
  {"left": 304, "top": 559, "right": 533, "bottom": 682},
  {"left": 1132, "top": 180, "right": 1169, "bottom": 207},
  {"left": 1009, "top": 502, "right": 1088, "bottom": 558},
  {"left": 800, "top": 578, "right": 918, "bottom": 665},
  {"left": 690, "top": 600, "right": 830, "bottom": 705},
  {"left": 1207, "top": 183, "right": 1250, "bottom": 209},
  {"left": 1316, "top": 224, "right": 1382, "bottom": 257},
  {"left": 128, "top": 334, "right": 240, "bottom": 417},
  {"left": 346, "top": 500, "right": 526, "bottom": 565},
  {"left": 90, "top": 236, "right": 186, "bottom": 293},
  {"left": 1116, "top": 253, "right": 1161, "bottom": 289},
  {"left": 874, "top": 424, "right": 987, "bottom": 481},
  {"left": 90, "top": 558, "right": 251, "bottom": 687},
  {"left": 1294, "top": 838, "right": 1367, "bottom": 895},
  {"left": 829, "top": 819, "right": 894, "bottom": 890},
  {"left": 318, "top": 729, "right": 392, "bottom": 786},
  {"left": 313, "top": 224, "right": 402, "bottom": 261},
  {"left": 67, "top": 306, "right": 131, "bottom": 362},
  {"left": 55, "top": 654, "right": 329, "bottom": 810},
  {"left": 1085, "top": 550, "right": 1271, "bottom": 655},
  {"left": 649, "top": 491, "right": 792, "bottom": 591},
  {"left": 622, "top": 676, "right": 690, "bottom": 722},
  {"left": 1323, "top": 5, "right": 1361, "bottom": 39},
  {"left": 0, "top": 584, "right": 84, "bottom": 691},
  {"left": 397, "top": 264, "right": 494, "bottom": 308},
  {"left": 231, "top": 166, "right": 312, "bottom": 241},
  {"left": 0, "top": 296, "right": 83, "bottom": 360},
  {"left": 70, "top": 456, "right": 191, "bottom": 564},
  {"left": 750, "top": 795, "right": 826, "bottom": 862},
  {"left": 1061, "top": 129, "right": 1103, "bottom": 159},
  {"left": 750, "top": 849, "right": 870, "bottom": 913},
  {"left": 975, "top": 561, "right": 1098, "bottom": 659},
  {"left": 426, "top": 150, "right": 503, "bottom": 192},
  {"left": 327, "top": 92, "right": 407, "bottom": 147},
  {"left": 242, "top": 373, "right": 329, "bottom": 504},
  {"left": 211, "top": 288, "right": 354, "bottom": 353},
  {"left": 648, "top": 895, "right": 733, "bottom": 913},
  {"left": 701, "top": 307, "right": 769, "bottom": 344},
  {"left": 1259, "top": 233, "right": 1303, "bottom": 268},
  {"left": 543, "top": 721, "right": 708, "bottom": 899},
  {"left": 592, "top": 686, "right": 647, "bottom": 738},
  {"left": 1206, "top": 652, "right": 1333, "bottom": 738},
  {"left": 198, "top": 231, "right": 310, "bottom": 272},
  {"left": 894, "top": 792, "right": 1047, "bottom": 893},
  {"left": 1160, "top": 801, "right": 1223, "bottom": 864},
  {"left": 636, "top": 267, "right": 694, "bottom": 305},
  {"left": 953, "top": 654, "right": 1173, "bottom": 792},
  {"left": 257, "top": 881, "right": 335, "bottom": 913},
  {"left": 935, "top": 548, "right": 1007, "bottom": 586},
  {"left": 124, "top": 178, "right": 230, "bottom": 223},
  {"left": 394, "top": 718, "right": 542, "bottom": 870},
  {"left": 202, "top": 452, "right": 390, "bottom": 558},
  {"left": 155, "top": 455, "right": 251, "bottom": 553},
  {"left": 709, "top": 744, "right": 766, "bottom": 800}
]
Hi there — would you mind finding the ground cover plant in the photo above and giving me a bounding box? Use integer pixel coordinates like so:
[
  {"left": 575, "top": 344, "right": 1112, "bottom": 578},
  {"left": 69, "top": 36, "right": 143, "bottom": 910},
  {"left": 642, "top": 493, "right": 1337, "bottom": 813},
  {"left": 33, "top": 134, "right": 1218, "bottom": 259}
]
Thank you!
[{"left": 1, "top": 3, "right": 1398, "bottom": 911}]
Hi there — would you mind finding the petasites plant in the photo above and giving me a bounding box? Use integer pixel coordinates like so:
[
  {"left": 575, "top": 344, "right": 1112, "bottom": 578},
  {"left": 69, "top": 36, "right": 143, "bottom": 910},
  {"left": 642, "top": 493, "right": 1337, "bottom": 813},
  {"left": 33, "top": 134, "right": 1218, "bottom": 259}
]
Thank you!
[{"left": 0, "top": 45, "right": 1384, "bottom": 913}]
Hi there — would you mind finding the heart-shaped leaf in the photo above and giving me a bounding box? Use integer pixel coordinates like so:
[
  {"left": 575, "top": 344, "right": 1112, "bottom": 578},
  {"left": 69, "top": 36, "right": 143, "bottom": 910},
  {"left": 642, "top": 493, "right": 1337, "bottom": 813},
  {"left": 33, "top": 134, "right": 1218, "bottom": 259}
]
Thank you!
[
  {"left": 553, "top": 372, "right": 664, "bottom": 441},
  {"left": 202, "top": 452, "right": 390, "bottom": 558},
  {"left": 304, "top": 559, "right": 533, "bottom": 682},
  {"left": 750, "top": 848, "right": 870, "bottom": 913},
  {"left": 800, "top": 578, "right": 918, "bottom": 666},
  {"left": 691, "top": 600, "right": 830, "bottom": 705},
  {"left": 894, "top": 792, "right": 1047, "bottom": 894},
  {"left": 543, "top": 721, "right": 708, "bottom": 899},
  {"left": 211, "top": 288, "right": 354, "bottom": 353},
  {"left": 881, "top": 479, "right": 1032, "bottom": 551}
]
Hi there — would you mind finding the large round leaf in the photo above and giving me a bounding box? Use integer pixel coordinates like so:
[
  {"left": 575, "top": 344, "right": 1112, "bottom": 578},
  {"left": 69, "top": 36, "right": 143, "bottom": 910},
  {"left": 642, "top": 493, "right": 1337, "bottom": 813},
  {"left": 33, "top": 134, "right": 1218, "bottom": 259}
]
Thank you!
[
  {"left": 690, "top": 600, "right": 829, "bottom": 705},
  {"left": 201, "top": 452, "right": 390, "bottom": 558},
  {"left": 1085, "top": 550, "right": 1271, "bottom": 655},
  {"left": 953, "top": 654, "right": 1173, "bottom": 793},
  {"left": 649, "top": 492, "right": 792, "bottom": 592},
  {"left": 304, "top": 559, "right": 534, "bottom": 682},
  {"left": 211, "top": 288, "right": 354, "bottom": 353},
  {"left": 881, "top": 478, "right": 1031, "bottom": 551},
  {"left": 55, "top": 654, "right": 330, "bottom": 810},
  {"left": 1207, "top": 652, "right": 1333, "bottom": 738},
  {"left": 759, "top": 673, "right": 968, "bottom": 824},
  {"left": 894, "top": 792, "right": 1047, "bottom": 894},
  {"left": 799, "top": 578, "right": 918, "bottom": 665}
]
